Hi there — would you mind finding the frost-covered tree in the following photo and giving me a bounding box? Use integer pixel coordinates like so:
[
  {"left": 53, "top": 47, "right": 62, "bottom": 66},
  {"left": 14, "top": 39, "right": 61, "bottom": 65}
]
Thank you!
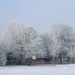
[
  {"left": 41, "top": 31, "right": 60, "bottom": 62},
  {"left": 41, "top": 32, "right": 53, "bottom": 57},
  {"left": 0, "top": 20, "right": 75, "bottom": 65},
  {"left": 0, "top": 30, "right": 8, "bottom": 66},
  {"left": 7, "top": 21, "right": 42, "bottom": 64},
  {"left": 52, "top": 22, "right": 75, "bottom": 63}
]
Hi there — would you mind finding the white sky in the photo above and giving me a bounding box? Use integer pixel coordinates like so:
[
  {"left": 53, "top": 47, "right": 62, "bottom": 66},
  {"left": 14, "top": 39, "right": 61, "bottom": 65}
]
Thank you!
[{"left": 0, "top": 0, "right": 75, "bottom": 33}]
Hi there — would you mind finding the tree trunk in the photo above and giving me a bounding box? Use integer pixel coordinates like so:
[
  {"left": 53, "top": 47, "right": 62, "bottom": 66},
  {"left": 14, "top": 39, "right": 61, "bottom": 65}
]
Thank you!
[
  {"left": 53, "top": 56, "right": 54, "bottom": 62},
  {"left": 70, "top": 57, "right": 73, "bottom": 64},
  {"left": 62, "top": 52, "right": 63, "bottom": 64}
]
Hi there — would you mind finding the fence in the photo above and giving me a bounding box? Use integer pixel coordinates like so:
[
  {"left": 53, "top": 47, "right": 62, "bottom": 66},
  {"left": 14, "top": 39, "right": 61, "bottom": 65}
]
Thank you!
[{"left": 30, "top": 62, "right": 56, "bottom": 66}]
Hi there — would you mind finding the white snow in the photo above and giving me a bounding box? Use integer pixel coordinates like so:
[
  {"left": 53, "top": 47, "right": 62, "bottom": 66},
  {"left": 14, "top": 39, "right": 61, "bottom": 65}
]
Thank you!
[{"left": 0, "top": 64, "right": 75, "bottom": 75}]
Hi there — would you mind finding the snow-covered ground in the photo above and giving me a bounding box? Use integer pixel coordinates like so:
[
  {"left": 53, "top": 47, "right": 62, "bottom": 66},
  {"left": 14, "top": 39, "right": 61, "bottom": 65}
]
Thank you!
[{"left": 0, "top": 64, "right": 75, "bottom": 75}]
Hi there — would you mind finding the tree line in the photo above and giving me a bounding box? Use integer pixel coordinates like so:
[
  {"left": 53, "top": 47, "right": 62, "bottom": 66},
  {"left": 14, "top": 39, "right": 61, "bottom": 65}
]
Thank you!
[{"left": 0, "top": 21, "right": 75, "bottom": 66}]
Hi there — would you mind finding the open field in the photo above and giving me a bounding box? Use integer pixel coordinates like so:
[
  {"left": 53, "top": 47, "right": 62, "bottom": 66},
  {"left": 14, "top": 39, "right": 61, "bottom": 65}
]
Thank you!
[{"left": 0, "top": 64, "right": 75, "bottom": 75}]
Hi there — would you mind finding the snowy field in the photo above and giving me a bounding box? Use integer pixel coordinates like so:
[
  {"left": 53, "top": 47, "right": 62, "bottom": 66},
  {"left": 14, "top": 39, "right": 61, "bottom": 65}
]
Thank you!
[{"left": 0, "top": 64, "right": 75, "bottom": 75}]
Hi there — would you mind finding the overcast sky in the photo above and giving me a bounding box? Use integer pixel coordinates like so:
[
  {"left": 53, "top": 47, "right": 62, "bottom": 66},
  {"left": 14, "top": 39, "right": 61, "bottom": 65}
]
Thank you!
[{"left": 0, "top": 0, "right": 75, "bottom": 33}]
